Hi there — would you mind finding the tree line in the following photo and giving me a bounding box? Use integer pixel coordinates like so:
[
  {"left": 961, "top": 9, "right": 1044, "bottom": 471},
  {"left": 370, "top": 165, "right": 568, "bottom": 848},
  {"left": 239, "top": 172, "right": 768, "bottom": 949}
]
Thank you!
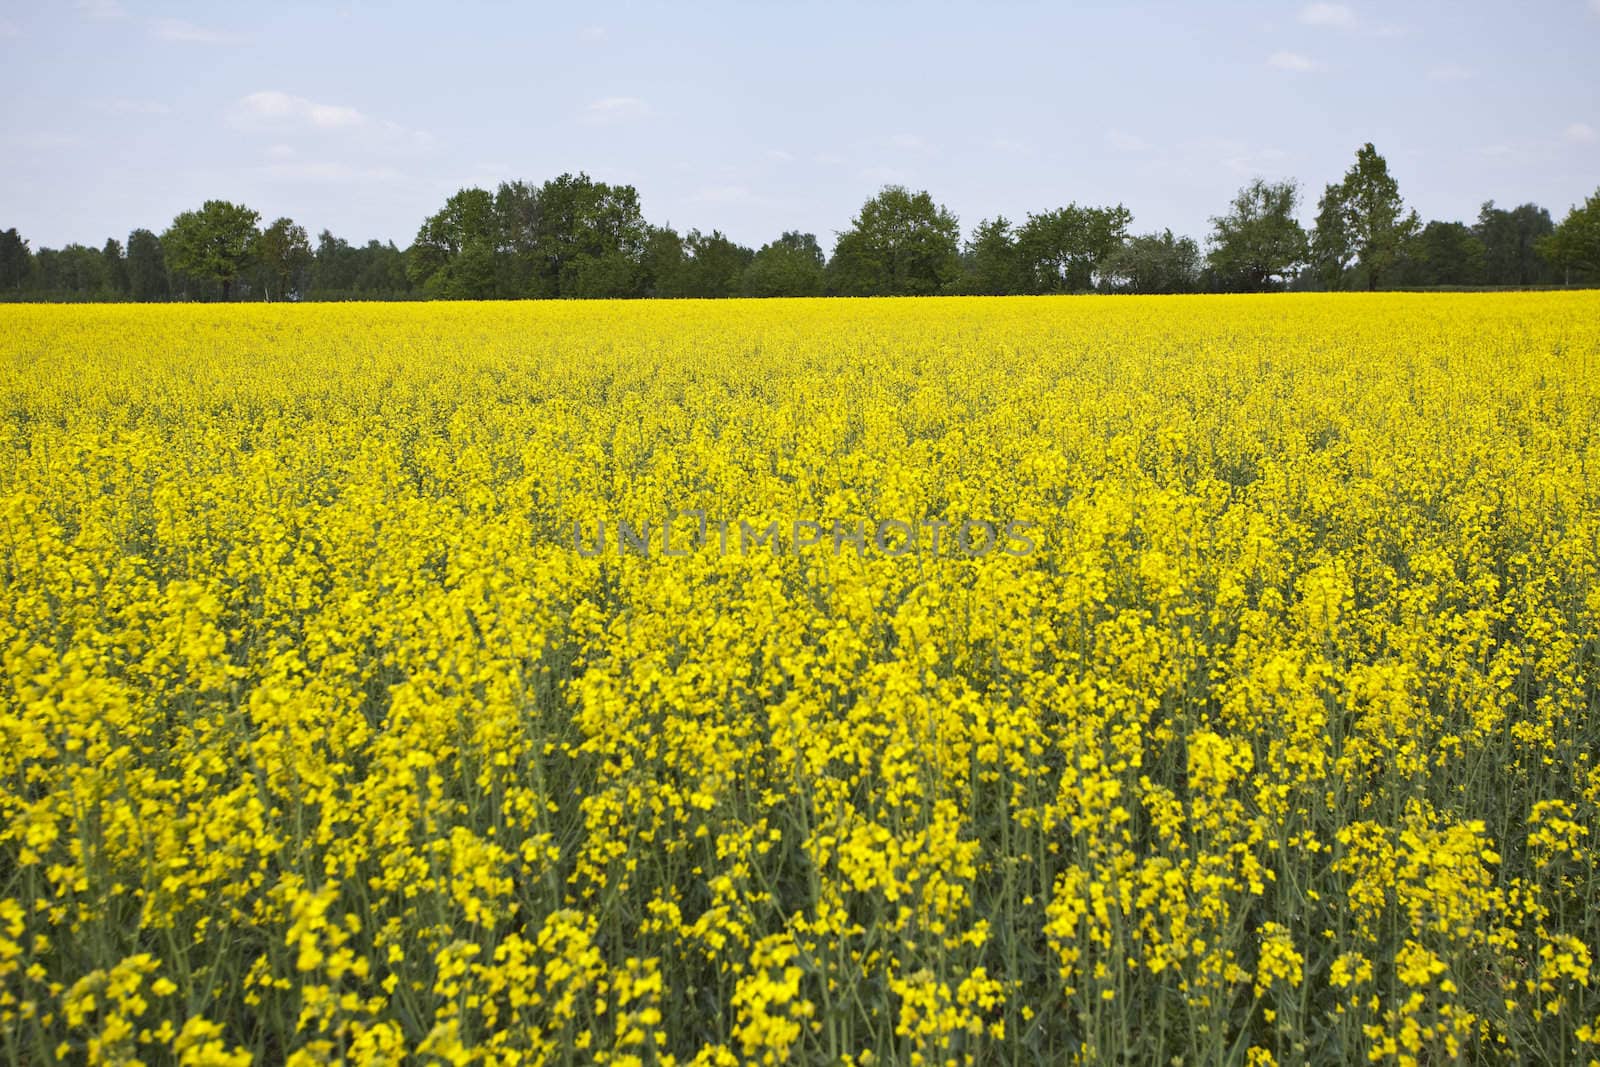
[{"left": 2, "top": 143, "right": 1597, "bottom": 302}]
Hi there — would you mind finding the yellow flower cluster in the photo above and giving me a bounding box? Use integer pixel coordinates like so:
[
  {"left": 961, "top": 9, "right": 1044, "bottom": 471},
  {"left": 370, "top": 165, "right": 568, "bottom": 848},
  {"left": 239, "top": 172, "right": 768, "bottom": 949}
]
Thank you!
[{"left": 1, "top": 293, "right": 1598, "bottom": 1064}]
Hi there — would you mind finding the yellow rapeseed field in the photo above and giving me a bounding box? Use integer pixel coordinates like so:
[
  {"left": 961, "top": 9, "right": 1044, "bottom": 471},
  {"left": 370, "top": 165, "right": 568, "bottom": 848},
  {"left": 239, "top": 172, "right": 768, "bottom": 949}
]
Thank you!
[{"left": 2, "top": 293, "right": 1598, "bottom": 1066}]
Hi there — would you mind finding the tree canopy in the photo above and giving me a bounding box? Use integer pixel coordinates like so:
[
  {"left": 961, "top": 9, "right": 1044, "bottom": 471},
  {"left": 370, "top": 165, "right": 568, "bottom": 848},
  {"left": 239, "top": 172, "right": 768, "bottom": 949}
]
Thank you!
[
  {"left": 1539, "top": 188, "right": 1600, "bottom": 283},
  {"left": 255, "top": 218, "right": 313, "bottom": 301},
  {"left": 827, "top": 186, "right": 962, "bottom": 296},
  {"left": 1207, "top": 179, "right": 1308, "bottom": 291},
  {"left": 1101, "top": 230, "right": 1201, "bottom": 294},
  {"left": 743, "top": 232, "right": 826, "bottom": 297},
  {"left": 1016, "top": 204, "right": 1131, "bottom": 293},
  {"left": 4, "top": 159, "right": 1594, "bottom": 302},
  {"left": 162, "top": 200, "right": 261, "bottom": 300},
  {"left": 1315, "top": 144, "right": 1419, "bottom": 290}
]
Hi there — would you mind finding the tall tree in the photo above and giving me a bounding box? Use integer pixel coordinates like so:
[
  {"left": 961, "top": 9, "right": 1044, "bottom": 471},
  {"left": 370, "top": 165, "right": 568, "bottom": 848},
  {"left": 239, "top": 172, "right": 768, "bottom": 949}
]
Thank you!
[
  {"left": 961, "top": 217, "right": 1025, "bottom": 295},
  {"left": 126, "top": 229, "right": 168, "bottom": 301},
  {"left": 407, "top": 188, "right": 498, "bottom": 299},
  {"left": 827, "top": 186, "right": 961, "bottom": 296},
  {"left": 353, "top": 241, "right": 411, "bottom": 296},
  {"left": 1322, "top": 143, "right": 1419, "bottom": 290},
  {"left": 1392, "top": 221, "right": 1485, "bottom": 287},
  {"left": 638, "top": 225, "right": 687, "bottom": 297},
  {"left": 31, "top": 244, "right": 107, "bottom": 298},
  {"left": 1016, "top": 204, "right": 1131, "bottom": 293},
  {"left": 493, "top": 180, "right": 544, "bottom": 297},
  {"left": 532, "top": 172, "right": 648, "bottom": 298},
  {"left": 30, "top": 247, "right": 60, "bottom": 295},
  {"left": 1100, "top": 229, "right": 1201, "bottom": 293},
  {"left": 566, "top": 253, "right": 640, "bottom": 299},
  {"left": 310, "top": 231, "right": 410, "bottom": 298},
  {"left": 1310, "top": 183, "right": 1354, "bottom": 289},
  {"left": 254, "top": 217, "right": 312, "bottom": 301},
  {"left": 101, "top": 238, "right": 128, "bottom": 296},
  {"left": 1538, "top": 188, "right": 1600, "bottom": 284},
  {"left": 671, "top": 230, "right": 753, "bottom": 298},
  {"left": 1206, "top": 179, "right": 1308, "bottom": 291},
  {"left": 0, "top": 229, "right": 32, "bottom": 295},
  {"left": 163, "top": 200, "right": 261, "bottom": 300},
  {"left": 311, "top": 230, "right": 358, "bottom": 295},
  {"left": 1474, "top": 201, "right": 1555, "bottom": 286},
  {"left": 743, "top": 231, "right": 826, "bottom": 297}
]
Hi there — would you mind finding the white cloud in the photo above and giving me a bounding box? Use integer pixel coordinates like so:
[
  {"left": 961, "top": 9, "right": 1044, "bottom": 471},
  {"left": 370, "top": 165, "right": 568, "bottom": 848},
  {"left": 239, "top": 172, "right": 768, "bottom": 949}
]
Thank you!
[
  {"left": 693, "top": 185, "right": 757, "bottom": 204},
  {"left": 151, "top": 18, "right": 237, "bottom": 44},
  {"left": 766, "top": 149, "right": 795, "bottom": 162},
  {"left": 261, "top": 161, "right": 405, "bottom": 183},
  {"left": 1268, "top": 50, "right": 1322, "bottom": 72},
  {"left": 308, "top": 102, "right": 364, "bottom": 128},
  {"left": 1298, "top": 4, "right": 1409, "bottom": 36},
  {"left": 0, "top": 18, "right": 21, "bottom": 37},
  {"left": 92, "top": 97, "right": 171, "bottom": 116},
  {"left": 887, "top": 133, "right": 927, "bottom": 150},
  {"left": 989, "top": 136, "right": 1034, "bottom": 155},
  {"left": 579, "top": 25, "right": 607, "bottom": 42},
  {"left": 3, "top": 131, "right": 84, "bottom": 150},
  {"left": 1299, "top": 3, "right": 1355, "bottom": 28},
  {"left": 1591, "top": 0, "right": 1600, "bottom": 15},
  {"left": 77, "top": 0, "right": 127, "bottom": 19},
  {"left": 1105, "top": 130, "right": 1151, "bottom": 152},
  {"left": 581, "top": 96, "right": 650, "bottom": 123},
  {"left": 1223, "top": 146, "right": 1290, "bottom": 177},
  {"left": 1566, "top": 122, "right": 1597, "bottom": 144},
  {"left": 239, "top": 90, "right": 366, "bottom": 130},
  {"left": 1427, "top": 64, "right": 1475, "bottom": 82},
  {"left": 859, "top": 165, "right": 908, "bottom": 186},
  {"left": 381, "top": 121, "right": 435, "bottom": 151}
]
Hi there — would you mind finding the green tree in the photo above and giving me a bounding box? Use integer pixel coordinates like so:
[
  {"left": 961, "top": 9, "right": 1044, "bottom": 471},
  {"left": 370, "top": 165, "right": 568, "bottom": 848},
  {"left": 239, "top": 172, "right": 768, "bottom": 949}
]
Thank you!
[
  {"left": 34, "top": 244, "right": 107, "bottom": 298},
  {"left": 961, "top": 217, "right": 1025, "bottom": 295},
  {"left": 533, "top": 173, "right": 648, "bottom": 298},
  {"left": 409, "top": 176, "right": 647, "bottom": 299},
  {"left": 1320, "top": 144, "right": 1419, "bottom": 290},
  {"left": 743, "top": 231, "right": 826, "bottom": 297},
  {"left": 827, "top": 186, "right": 961, "bottom": 296},
  {"left": 126, "top": 229, "right": 168, "bottom": 301},
  {"left": 101, "top": 238, "right": 128, "bottom": 297},
  {"left": 1206, "top": 179, "right": 1308, "bottom": 291},
  {"left": 353, "top": 241, "right": 411, "bottom": 297},
  {"left": 566, "top": 251, "right": 640, "bottom": 299},
  {"left": 30, "top": 247, "right": 60, "bottom": 295},
  {"left": 1393, "top": 221, "right": 1485, "bottom": 287},
  {"left": 407, "top": 188, "right": 498, "bottom": 299},
  {"left": 0, "top": 228, "right": 33, "bottom": 296},
  {"left": 1310, "top": 183, "right": 1353, "bottom": 289},
  {"left": 670, "top": 230, "right": 753, "bottom": 298},
  {"left": 254, "top": 217, "right": 312, "bottom": 301},
  {"left": 638, "top": 225, "right": 687, "bottom": 297},
  {"left": 1100, "top": 229, "right": 1201, "bottom": 294},
  {"left": 311, "top": 231, "right": 411, "bottom": 298},
  {"left": 493, "top": 180, "right": 544, "bottom": 297},
  {"left": 163, "top": 200, "right": 261, "bottom": 300},
  {"left": 1474, "top": 201, "right": 1555, "bottom": 286},
  {"left": 311, "top": 230, "right": 358, "bottom": 295},
  {"left": 1538, "top": 188, "right": 1600, "bottom": 284},
  {"left": 1016, "top": 203, "right": 1131, "bottom": 293}
]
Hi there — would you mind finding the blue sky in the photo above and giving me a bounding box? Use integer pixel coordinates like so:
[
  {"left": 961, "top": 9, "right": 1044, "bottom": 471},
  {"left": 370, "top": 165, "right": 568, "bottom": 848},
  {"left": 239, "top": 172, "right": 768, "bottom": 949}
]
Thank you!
[{"left": 2, "top": 1, "right": 1597, "bottom": 251}]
